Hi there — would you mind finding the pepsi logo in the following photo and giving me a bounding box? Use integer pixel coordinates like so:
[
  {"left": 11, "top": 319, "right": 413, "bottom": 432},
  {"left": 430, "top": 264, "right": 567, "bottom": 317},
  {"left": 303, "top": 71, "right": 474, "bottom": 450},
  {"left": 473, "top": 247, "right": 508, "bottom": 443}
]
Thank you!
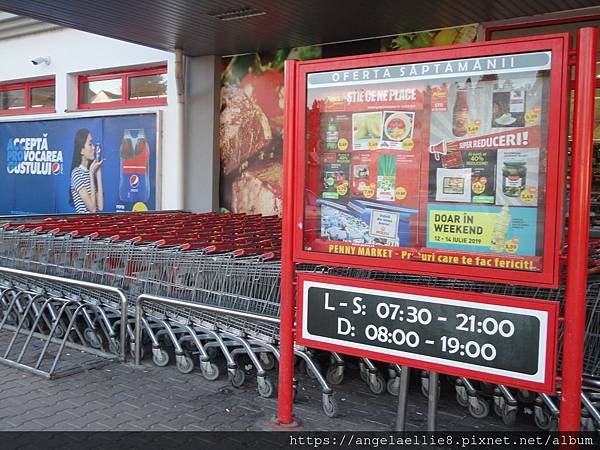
[
  {"left": 51, "top": 162, "right": 62, "bottom": 174},
  {"left": 129, "top": 175, "right": 140, "bottom": 188}
]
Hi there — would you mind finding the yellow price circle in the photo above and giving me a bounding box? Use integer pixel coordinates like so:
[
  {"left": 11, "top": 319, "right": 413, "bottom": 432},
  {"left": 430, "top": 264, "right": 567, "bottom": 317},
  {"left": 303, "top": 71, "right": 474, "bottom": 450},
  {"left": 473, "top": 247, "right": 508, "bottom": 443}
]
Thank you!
[
  {"left": 132, "top": 202, "right": 149, "bottom": 212},
  {"left": 520, "top": 188, "right": 535, "bottom": 204},
  {"left": 363, "top": 185, "right": 375, "bottom": 198},
  {"left": 467, "top": 122, "right": 480, "bottom": 135},
  {"left": 368, "top": 139, "right": 379, "bottom": 150},
  {"left": 504, "top": 240, "right": 519, "bottom": 254},
  {"left": 336, "top": 183, "right": 348, "bottom": 196},
  {"left": 472, "top": 181, "right": 485, "bottom": 195},
  {"left": 525, "top": 110, "right": 539, "bottom": 125},
  {"left": 402, "top": 138, "right": 414, "bottom": 151},
  {"left": 395, "top": 186, "right": 407, "bottom": 200},
  {"left": 337, "top": 138, "right": 349, "bottom": 151}
]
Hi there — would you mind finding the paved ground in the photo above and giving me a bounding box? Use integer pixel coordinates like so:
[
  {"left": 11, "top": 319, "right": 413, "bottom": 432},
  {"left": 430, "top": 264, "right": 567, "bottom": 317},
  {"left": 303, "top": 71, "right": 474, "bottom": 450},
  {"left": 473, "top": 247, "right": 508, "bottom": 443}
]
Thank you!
[{"left": 0, "top": 350, "right": 539, "bottom": 432}]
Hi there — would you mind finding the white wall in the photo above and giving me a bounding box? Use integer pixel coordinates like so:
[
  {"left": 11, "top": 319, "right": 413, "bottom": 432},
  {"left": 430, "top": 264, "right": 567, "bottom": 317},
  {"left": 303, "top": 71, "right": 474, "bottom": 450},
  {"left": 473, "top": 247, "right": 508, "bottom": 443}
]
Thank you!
[{"left": 0, "top": 27, "right": 182, "bottom": 210}]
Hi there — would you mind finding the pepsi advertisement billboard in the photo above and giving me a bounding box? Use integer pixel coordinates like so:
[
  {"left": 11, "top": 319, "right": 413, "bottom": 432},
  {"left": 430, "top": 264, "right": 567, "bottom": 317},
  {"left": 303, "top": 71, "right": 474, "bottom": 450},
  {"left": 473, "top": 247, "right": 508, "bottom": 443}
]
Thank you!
[{"left": 0, "top": 113, "right": 157, "bottom": 215}]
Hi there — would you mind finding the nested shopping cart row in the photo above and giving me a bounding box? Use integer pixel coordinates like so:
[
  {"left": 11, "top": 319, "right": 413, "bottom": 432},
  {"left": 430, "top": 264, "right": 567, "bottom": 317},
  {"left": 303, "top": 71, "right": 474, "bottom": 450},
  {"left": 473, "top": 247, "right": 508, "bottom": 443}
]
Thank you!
[{"left": 0, "top": 212, "right": 337, "bottom": 416}]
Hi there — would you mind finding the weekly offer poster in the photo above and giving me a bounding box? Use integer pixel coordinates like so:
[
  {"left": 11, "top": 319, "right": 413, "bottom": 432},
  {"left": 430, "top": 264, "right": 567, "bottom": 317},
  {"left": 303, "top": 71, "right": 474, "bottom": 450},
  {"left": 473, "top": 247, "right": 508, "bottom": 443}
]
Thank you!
[{"left": 0, "top": 114, "right": 157, "bottom": 215}]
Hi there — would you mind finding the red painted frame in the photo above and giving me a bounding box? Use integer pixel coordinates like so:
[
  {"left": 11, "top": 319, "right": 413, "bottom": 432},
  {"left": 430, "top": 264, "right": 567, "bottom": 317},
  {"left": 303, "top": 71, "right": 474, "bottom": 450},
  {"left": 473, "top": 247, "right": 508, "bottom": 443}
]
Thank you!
[
  {"left": 0, "top": 78, "right": 55, "bottom": 116},
  {"left": 296, "top": 272, "right": 559, "bottom": 393},
  {"left": 290, "top": 33, "right": 571, "bottom": 288},
  {"left": 77, "top": 65, "right": 167, "bottom": 110}
]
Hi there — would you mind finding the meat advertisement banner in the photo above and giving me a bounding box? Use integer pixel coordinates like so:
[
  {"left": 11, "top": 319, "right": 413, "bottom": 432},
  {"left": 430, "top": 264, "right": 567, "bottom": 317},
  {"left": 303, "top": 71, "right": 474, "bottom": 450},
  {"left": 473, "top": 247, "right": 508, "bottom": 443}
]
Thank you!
[
  {"left": 301, "top": 47, "right": 555, "bottom": 275},
  {"left": 219, "top": 25, "right": 480, "bottom": 217},
  {"left": 0, "top": 113, "right": 157, "bottom": 215}
]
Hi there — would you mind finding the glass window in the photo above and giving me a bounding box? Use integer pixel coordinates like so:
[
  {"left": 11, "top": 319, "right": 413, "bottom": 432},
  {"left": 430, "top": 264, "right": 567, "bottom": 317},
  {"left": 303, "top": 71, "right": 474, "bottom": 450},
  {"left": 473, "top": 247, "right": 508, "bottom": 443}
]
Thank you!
[
  {"left": 303, "top": 51, "right": 553, "bottom": 275},
  {"left": 30, "top": 85, "right": 55, "bottom": 108},
  {"left": 128, "top": 73, "right": 167, "bottom": 100},
  {"left": 81, "top": 78, "right": 122, "bottom": 104},
  {"left": 0, "top": 89, "right": 25, "bottom": 110}
]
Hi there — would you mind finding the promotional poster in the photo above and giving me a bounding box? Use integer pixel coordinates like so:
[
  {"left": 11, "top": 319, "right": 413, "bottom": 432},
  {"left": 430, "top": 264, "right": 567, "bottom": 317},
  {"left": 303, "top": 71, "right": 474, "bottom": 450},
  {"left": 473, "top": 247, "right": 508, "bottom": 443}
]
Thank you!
[
  {"left": 219, "top": 25, "right": 480, "bottom": 217},
  {"left": 302, "top": 49, "right": 553, "bottom": 273},
  {"left": 0, "top": 113, "right": 157, "bottom": 215}
]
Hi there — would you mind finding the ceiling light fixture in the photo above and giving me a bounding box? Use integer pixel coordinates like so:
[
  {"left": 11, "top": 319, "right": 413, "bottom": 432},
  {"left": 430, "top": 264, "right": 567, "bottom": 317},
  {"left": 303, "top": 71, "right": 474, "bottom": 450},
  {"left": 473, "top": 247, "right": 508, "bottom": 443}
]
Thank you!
[{"left": 208, "top": 7, "right": 266, "bottom": 21}]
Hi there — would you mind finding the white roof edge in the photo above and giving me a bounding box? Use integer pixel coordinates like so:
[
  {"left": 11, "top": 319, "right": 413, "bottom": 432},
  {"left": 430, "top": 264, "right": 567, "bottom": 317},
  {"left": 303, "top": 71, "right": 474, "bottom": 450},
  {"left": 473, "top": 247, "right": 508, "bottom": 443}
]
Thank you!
[{"left": 0, "top": 12, "right": 63, "bottom": 40}]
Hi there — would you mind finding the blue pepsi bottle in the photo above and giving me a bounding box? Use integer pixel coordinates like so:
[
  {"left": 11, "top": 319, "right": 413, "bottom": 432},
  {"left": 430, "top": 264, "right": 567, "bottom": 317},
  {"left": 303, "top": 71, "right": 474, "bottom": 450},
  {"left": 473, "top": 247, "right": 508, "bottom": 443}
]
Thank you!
[{"left": 119, "top": 129, "right": 150, "bottom": 203}]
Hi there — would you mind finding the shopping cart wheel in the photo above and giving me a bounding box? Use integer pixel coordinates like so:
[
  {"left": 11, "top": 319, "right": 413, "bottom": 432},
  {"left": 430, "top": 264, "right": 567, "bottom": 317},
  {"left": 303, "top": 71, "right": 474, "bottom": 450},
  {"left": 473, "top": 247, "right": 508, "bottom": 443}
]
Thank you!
[
  {"left": 493, "top": 401, "right": 503, "bottom": 418},
  {"left": 501, "top": 405, "right": 518, "bottom": 426},
  {"left": 230, "top": 368, "right": 245, "bottom": 388},
  {"left": 176, "top": 353, "right": 195, "bottom": 374},
  {"left": 257, "top": 377, "right": 274, "bottom": 398},
  {"left": 83, "top": 328, "right": 102, "bottom": 350},
  {"left": 322, "top": 393, "right": 338, "bottom": 418},
  {"left": 421, "top": 377, "right": 440, "bottom": 400},
  {"left": 259, "top": 353, "right": 276, "bottom": 371},
  {"left": 468, "top": 398, "right": 490, "bottom": 419},
  {"left": 368, "top": 374, "right": 386, "bottom": 395},
  {"left": 200, "top": 362, "right": 220, "bottom": 381},
  {"left": 533, "top": 406, "right": 551, "bottom": 430},
  {"left": 387, "top": 377, "right": 400, "bottom": 396},
  {"left": 53, "top": 323, "right": 66, "bottom": 339},
  {"left": 326, "top": 365, "right": 344, "bottom": 385},
  {"left": 455, "top": 386, "right": 469, "bottom": 408},
  {"left": 359, "top": 361, "right": 368, "bottom": 383},
  {"left": 152, "top": 348, "right": 170, "bottom": 367},
  {"left": 516, "top": 389, "right": 534, "bottom": 403},
  {"left": 130, "top": 343, "right": 146, "bottom": 361}
]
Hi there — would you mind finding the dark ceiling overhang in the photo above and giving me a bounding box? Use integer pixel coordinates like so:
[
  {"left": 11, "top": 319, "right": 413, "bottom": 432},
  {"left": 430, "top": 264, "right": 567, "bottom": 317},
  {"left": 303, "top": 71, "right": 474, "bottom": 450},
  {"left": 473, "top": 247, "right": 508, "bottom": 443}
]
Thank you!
[{"left": 0, "top": 0, "right": 599, "bottom": 56}]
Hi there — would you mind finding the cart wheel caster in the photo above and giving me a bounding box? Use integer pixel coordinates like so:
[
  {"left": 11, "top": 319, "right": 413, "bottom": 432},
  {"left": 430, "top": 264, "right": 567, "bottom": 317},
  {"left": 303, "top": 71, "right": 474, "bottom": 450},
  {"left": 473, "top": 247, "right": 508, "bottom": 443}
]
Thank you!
[
  {"left": 53, "top": 323, "right": 65, "bottom": 339},
  {"left": 152, "top": 348, "right": 170, "bottom": 367},
  {"left": 387, "top": 377, "right": 400, "bottom": 396},
  {"left": 230, "top": 368, "right": 245, "bottom": 388},
  {"left": 200, "top": 362, "right": 220, "bottom": 381},
  {"left": 534, "top": 407, "right": 553, "bottom": 430},
  {"left": 322, "top": 393, "right": 338, "bottom": 418},
  {"left": 259, "top": 353, "right": 276, "bottom": 371},
  {"left": 502, "top": 406, "right": 518, "bottom": 426},
  {"left": 359, "top": 362, "right": 368, "bottom": 382},
  {"left": 468, "top": 398, "right": 490, "bottom": 419},
  {"left": 326, "top": 365, "right": 344, "bottom": 385},
  {"left": 257, "top": 377, "right": 274, "bottom": 398},
  {"left": 176, "top": 353, "right": 195, "bottom": 374},
  {"left": 455, "top": 387, "right": 469, "bottom": 407},
  {"left": 368, "top": 374, "right": 386, "bottom": 395},
  {"left": 421, "top": 379, "right": 440, "bottom": 399},
  {"left": 84, "top": 328, "right": 102, "bottom": 349},
  {"left": 493, "top": 402, "right": 503, "bottom": 417}
]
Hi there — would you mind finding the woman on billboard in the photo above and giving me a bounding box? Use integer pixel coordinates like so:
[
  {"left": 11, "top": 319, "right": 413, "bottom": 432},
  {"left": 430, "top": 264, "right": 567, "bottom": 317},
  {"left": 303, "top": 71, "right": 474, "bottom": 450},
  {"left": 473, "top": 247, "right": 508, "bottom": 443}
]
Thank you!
[{"left": 69, "top": 128, "right": 105, "bottom": 213}]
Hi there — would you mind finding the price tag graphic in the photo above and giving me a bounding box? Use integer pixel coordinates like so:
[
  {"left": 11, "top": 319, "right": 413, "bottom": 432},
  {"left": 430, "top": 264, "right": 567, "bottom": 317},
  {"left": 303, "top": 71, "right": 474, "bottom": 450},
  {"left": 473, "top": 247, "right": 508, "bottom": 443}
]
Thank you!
[{"left": 297, "top": 273, "right": 558, "bottom": 392}]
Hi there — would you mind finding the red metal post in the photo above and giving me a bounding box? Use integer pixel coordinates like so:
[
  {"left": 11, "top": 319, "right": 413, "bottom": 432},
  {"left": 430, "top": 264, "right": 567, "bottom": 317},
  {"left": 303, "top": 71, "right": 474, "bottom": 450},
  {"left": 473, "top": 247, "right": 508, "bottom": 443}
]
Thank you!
[
  {"left": 560, "top": 26, "right": 597, "bottom": 432},
  {"left": 277, "top": 59, "right": 298, "bottom": 425}
]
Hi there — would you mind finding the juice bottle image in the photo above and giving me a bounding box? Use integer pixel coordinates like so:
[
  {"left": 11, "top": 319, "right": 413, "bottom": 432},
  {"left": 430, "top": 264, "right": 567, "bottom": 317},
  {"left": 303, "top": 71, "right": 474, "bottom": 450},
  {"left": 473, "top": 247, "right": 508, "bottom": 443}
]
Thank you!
[
  {"left": 119, "top": 128, "right": 150, "bottom": 203},
  {"left": 452, "top": 83, "right": 469, "bottom": 137},
  {"left": 490, "top": 203, "right": 511, "bottom": 253}
]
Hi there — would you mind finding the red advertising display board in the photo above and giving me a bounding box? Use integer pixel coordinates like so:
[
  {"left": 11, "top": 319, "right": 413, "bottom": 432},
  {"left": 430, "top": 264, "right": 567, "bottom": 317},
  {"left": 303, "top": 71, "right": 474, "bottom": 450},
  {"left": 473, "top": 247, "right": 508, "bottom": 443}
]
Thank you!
[{"left": 290, "top": 34, "right": 570, "bottom": 287}]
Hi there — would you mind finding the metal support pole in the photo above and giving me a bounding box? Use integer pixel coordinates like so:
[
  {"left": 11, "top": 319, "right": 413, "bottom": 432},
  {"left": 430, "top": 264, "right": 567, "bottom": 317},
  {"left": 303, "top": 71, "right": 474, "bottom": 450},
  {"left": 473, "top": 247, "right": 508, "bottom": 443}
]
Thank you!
[
  {"left": 276, "top": 60, "right": 298, "bottom": 426},
  {"left": 427, "top": 371, "right": 439, "bottom": 431},
  {"left": 395, "top": 365, "right": 410, "bottom": 431},
  {"left": 560, "top": 26, "right": 597, "bottom": 433}
]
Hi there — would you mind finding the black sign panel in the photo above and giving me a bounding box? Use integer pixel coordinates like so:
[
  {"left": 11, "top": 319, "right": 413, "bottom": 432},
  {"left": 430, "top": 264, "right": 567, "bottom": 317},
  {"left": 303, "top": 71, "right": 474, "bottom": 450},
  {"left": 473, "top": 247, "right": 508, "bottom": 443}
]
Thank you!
[{"left": 300, "top": 277, "right": 556, "bottom": 386}]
